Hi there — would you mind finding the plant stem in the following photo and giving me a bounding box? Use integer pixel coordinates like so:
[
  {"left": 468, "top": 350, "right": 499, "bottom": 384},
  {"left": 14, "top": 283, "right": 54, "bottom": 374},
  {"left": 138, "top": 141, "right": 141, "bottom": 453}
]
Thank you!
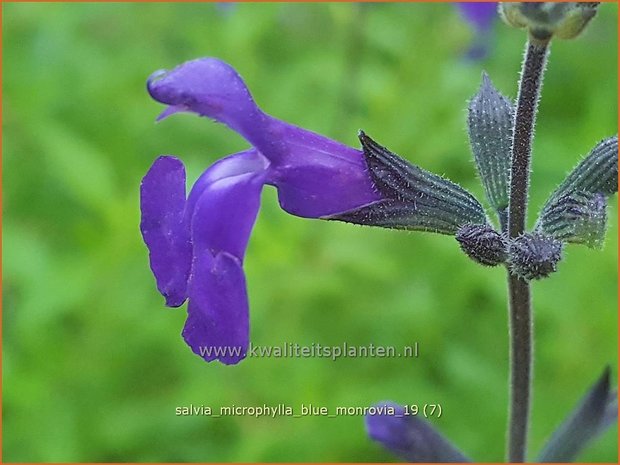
[
  {"left": 508, "top": 40, "right": 549, "bottom": 239},
  {"left": 506, "top": 39, "right": 549, "bottom": 463},
  {"left": 507, "top": 274, "right": 532, "bottom": 463}
]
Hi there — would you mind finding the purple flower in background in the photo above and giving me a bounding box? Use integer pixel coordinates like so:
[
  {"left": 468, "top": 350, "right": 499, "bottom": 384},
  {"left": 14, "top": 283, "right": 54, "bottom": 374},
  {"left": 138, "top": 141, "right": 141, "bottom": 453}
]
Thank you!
[
  {"left": 141, "top": 58, "right": 382, "bottom": 364},
  {"left": 457, "top": 2, "right": 498, "bottom": 60},
  {"left": 365, "top": 402, "right": 470, "bottom": 462},
  {"left": 458, "top": 2, "right": 497, "bottom": 31}
]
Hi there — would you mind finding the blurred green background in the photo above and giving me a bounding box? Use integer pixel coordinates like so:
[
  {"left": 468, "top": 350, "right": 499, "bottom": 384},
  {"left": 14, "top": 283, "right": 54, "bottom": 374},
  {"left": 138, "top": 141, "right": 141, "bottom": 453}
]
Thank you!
[{"left": 2, "top": 2, "right": 618, "bottom": 462}]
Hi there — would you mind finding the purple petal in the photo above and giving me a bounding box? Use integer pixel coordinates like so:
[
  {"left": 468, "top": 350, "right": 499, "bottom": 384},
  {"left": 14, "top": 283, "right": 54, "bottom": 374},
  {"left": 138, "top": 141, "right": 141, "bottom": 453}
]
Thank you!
[
  {"left": 147, "top": 58, "right": 270, "bottom": 150},
  {"left": 457, "top": 2, "right": 498, "bottom": 32},
  {"left": 189, "top": 151, "right": 268, "bottom": 261},
  {"left": 366, "top": 401, "right": 470, "bottom": 462},
  {"left": 464, "top": 40, "right": 491, "bottom": 61},
  {"left": 183, "top": 251, "right": 249, "bottom": 365},
  {"left": 147, "top": 58, "right": 381, "bottom": 218},
  {"left": 263, "top": 123, "right": 380, "bottom": 218},
  {"left": 140, "top": 156, "right": 191, "bottom": 307},
  {"left": 457, "top": 3, "right": 497, "bottom": 61},
  {"left": 185, "top": 149, "right": 267, "bottom": 226},
  {"left": 181, "top": 152, "right": 267, "bottom": 364}
]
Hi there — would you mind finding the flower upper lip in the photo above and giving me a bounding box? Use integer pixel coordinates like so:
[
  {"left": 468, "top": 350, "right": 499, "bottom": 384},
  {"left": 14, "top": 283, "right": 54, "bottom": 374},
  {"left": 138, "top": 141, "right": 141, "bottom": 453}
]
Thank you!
[
  {"left": 146, "top": 69, "right": 173, "bottom": 103},
  {"left": 147, "top": 69, "right": 204, "bottom": 111}
]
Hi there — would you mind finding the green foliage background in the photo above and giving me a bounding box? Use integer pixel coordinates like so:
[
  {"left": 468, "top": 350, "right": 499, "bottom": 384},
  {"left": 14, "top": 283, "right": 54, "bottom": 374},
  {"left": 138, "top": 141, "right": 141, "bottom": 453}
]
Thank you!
[{"left": 3, "top": 2, "right": 618, "bottom": 462}]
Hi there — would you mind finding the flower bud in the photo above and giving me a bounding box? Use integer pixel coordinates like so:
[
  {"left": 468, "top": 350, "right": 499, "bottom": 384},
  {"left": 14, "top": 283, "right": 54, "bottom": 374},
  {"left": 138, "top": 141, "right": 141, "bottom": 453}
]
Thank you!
[
  {"left": 456, "top": 224, "right": 508, "bottom": 267},
  {"left": 508, "top": 233, "right": 563, "bottom": 280},
  {"left": 499, "top": 2, "right": 600, "bottom": 42}
]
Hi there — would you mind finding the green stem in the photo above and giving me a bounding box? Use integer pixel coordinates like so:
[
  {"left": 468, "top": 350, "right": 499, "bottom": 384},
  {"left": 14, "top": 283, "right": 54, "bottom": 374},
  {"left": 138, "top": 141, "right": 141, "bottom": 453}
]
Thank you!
[{"left": 506, "top": 38, "right": 549, "bottom": 463}]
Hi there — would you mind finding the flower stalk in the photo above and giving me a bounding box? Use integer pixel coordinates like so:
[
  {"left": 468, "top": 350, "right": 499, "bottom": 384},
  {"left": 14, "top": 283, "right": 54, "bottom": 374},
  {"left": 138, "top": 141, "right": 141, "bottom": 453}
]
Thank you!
[{"left": 506, "top": 39, "right": 550, "bottom": 462}]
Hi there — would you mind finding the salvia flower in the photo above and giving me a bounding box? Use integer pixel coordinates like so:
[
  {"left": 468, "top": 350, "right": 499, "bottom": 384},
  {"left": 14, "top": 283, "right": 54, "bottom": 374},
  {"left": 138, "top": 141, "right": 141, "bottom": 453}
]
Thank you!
[
  {"left": 368, "top": 369, "right": 617, "bottom": 462},
  {"left": 142, "top": 58, "right": 387, "bottom": 364},
  {"left": 141, "top": 57, "right": 617, "bottom": 365},
  {"left": 142, "top": 58, "right": 493, "bottom": 364},
  {"left": 458, "top": 2, "right": 497, "bottom": 32},
  {"left": 457, "top": 2, "right": 499, "bottom": 60},
  {"left": 365, "top": 402, "right": 470, "bottom": 462}
]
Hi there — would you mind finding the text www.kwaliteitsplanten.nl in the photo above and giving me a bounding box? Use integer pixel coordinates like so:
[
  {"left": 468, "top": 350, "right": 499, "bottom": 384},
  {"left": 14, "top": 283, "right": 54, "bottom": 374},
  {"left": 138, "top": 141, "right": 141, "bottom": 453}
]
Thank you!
[{"left": 198, "top": 342, "right": 419, "bottom": 361}]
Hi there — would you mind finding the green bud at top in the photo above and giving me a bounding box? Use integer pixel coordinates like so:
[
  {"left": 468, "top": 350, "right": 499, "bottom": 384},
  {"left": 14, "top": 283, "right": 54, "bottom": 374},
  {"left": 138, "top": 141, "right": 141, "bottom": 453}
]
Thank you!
[{"left": 499, "top": 2, "right": 600, "bottom": 42}]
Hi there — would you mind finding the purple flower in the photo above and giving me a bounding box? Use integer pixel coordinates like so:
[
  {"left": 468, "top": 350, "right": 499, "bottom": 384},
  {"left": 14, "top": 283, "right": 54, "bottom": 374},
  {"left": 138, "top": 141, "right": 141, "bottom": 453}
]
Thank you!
[
  {"left": 365, "top": 401, "right": 470, "bottom": 462},
  {"left": 457, "top": 2, "right": 497, "bottom": 32},
  {"left": 457, "top": 3, "right": 498, "bottom": 60},
  {"left": 141, "top": 58, "right": 381, "bottom": 364},
  {"left": 141, "top": 58, "right": 490, "bottom": 364}
]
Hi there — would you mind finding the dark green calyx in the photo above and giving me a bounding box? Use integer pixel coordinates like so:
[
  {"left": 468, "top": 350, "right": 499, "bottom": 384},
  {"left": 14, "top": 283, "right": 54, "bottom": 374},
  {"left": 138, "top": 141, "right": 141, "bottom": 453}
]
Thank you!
[
  {"left": 537, "top": 136, "right": 617, "bottom": 248},
  {"left": 538, "top": 191, "right": 607, "bottom": 249},
  {"left": 508, "top": 233, "right": 563, "bottom": 281},
  {"left": 468, "top": 72, "right": 513, "bottom": 214},
  {"left": 548, "top": 136, "right": 618, "bottom": 197},
  {"left": 328, "top": 132, "right": 489, "bottom": 235},
  {"left": 456, "top": 224, "right": 508, "bottom": 267}
]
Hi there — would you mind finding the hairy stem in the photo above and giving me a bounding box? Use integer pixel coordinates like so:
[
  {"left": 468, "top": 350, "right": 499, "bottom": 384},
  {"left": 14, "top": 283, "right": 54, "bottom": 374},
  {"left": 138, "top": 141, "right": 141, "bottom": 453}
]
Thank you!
[
  {"left": 507, "top": 274, "right": 532, "bottom": 462},
  {"left": 508, "top": 40, "right": 549, "bottom": 239},
  {"left": 506, "top": 39, "right": 549, "bottom": 463}
]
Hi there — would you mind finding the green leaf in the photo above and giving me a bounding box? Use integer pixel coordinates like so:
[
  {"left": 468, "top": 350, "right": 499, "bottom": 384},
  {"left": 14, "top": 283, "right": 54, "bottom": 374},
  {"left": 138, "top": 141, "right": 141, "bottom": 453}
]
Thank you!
[
  {"left": 538, "top": 367, "right": 617, "bottom": 462},
  {"left": 467, "top": 73, "right": 514, "bottom": 215}
]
